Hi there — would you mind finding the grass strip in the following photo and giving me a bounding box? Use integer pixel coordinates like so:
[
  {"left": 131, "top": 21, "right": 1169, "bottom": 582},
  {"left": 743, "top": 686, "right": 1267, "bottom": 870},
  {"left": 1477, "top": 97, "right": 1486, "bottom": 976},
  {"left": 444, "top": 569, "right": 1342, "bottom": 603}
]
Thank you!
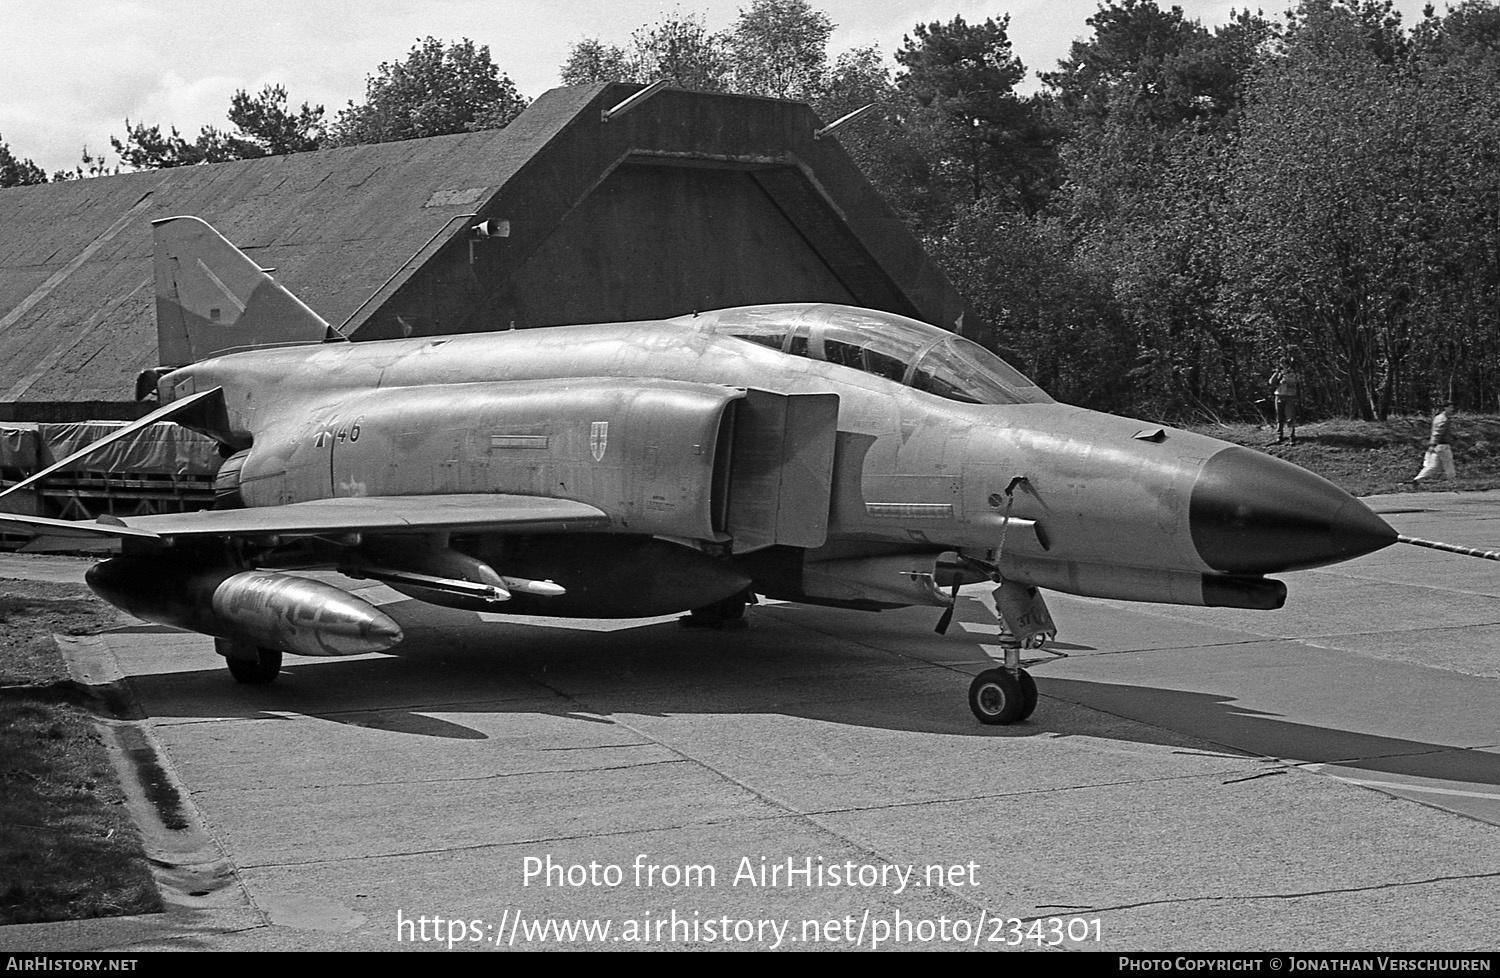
[{"left": 0, "top": 583, "right": 161, "bottom": 925}]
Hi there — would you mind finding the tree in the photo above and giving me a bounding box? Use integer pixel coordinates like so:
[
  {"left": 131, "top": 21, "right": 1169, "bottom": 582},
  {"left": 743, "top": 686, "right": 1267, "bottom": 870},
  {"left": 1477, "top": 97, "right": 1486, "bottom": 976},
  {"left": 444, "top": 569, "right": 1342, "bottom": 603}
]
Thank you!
[
  {"left": 109, "top": 85, "right": 324, "bottom": 169},
  {"left": 222, "top": 85, "right": 324, "bottom": 156},
  {"left": 933, "top": 202, "right": 1135, "bottom": 410},
  {"left": 1412, "top": 0, "right": 1500, "bottom": 73},
  {"left": 561, "top": 3, "right": 835, "bottom": 98},
  {"left": 329, "top": 37, "right": 527, "bottom": 145},
  {"left": 810, "top": 46, "right": 951, "bottom": 234},
  {"left": 1402, "top": 2, "right": 1500, "bottom": 409},
  {"left": 895, "top": 15, "right": 1056, "bottom": 213},
  {"left": 560, "top": 38, "right": 633, "bottom": 85},
  {"left": 1046, "top": 0, "right": 1210, "bottom": 128},
  {"left": 1284, "top": 0, "right": 1410, "bottom": 65},
  {"left": 1221, "top": 1, "right": 1449, "bottom": 419},
  {"left": 111, "top": 121, "right": 220, "bottom": 168},
  {"left": 626, "top": 13, "right": 730, "bottom": 91},
  {"left": 1044, "top": 1, "right": 1275, "bottom": 135},
  {"left": 1079, "top": 126, "right": 1248, "bottom": 418},
  {"left": 0, "top": 135, "right": 47, "bottom": 186},
  {"left": 52, "top": 146, "right": 118, "bottom": 181},
  {"left": 1029, "top": 3, "right": 1280, "bottom": 416},
  {"left": 726, "top": 0, "right": 833, "bottom": 98},
  {"left": 1208, "top": 8, "right": 1283, "bottom": 119}
]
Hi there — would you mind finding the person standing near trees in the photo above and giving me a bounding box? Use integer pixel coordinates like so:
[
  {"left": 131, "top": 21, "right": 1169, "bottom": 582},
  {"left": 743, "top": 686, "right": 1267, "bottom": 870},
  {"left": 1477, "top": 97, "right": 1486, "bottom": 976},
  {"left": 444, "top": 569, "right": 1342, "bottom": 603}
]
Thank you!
[
  {"left": 1268, "top": 356, "right": 1301, "bottom": 445},
  {"left": 1413, "top": 401, "right": 1458, "bottom": 485}
]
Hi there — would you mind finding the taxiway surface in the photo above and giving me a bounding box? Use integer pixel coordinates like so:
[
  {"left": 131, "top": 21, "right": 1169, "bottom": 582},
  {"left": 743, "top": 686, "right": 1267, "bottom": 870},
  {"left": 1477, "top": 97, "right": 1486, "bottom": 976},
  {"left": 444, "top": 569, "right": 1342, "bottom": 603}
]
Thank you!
[{"left": 2, "top": 490, "right": 1498, "bottom": 952}]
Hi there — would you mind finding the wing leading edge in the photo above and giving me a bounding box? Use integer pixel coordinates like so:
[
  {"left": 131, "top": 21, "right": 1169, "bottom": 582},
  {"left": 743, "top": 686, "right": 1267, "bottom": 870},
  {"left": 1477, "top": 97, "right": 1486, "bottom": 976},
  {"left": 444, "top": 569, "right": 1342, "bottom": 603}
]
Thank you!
[{"left": 0, "top": 494, "right": 611, "bottom": 542}]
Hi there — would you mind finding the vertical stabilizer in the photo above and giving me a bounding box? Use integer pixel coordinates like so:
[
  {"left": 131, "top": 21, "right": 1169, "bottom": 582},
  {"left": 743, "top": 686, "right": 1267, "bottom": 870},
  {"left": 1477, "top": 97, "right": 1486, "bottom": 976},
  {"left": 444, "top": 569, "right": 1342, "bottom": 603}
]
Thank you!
[{"left": 154, "top": 216, "right": 331, "bottom": 366}]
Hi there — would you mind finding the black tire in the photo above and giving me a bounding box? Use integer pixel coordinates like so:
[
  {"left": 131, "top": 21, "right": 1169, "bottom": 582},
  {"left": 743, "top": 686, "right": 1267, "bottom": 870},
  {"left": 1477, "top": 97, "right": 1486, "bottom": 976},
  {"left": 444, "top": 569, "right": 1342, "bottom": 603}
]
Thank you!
[
  {"left": 1017, "top": 669, "right": 1038, "bottom": 721},
  {"left": 226, "top": 646, "right": 282, "bottom": 685},
  {"left": 969, "top": 668, "right": 1025, "bottom": 725},
  {"left": 682, "top": 594, "right": 747, "bottom": 628}
]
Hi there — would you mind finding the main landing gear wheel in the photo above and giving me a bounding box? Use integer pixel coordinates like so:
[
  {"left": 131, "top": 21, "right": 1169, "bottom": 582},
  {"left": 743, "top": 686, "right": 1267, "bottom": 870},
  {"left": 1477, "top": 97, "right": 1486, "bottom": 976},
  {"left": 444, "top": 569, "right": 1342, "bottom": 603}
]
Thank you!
[
  {"left": 680, "top": 593, "right": 749, "bottom": 630},
  {"left": 969, "top": 668, "right": 1036, "bottom": 725},
  {"left": 216, "top": 639, "right": 282, "bottom": 685}
]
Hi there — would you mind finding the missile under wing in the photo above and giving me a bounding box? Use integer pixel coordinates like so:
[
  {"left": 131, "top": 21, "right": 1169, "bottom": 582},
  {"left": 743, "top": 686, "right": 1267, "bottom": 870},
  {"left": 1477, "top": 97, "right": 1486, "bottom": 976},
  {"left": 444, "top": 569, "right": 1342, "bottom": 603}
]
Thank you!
[{"left": 0, "top": 217, "right": 1400, "bottom": 723}]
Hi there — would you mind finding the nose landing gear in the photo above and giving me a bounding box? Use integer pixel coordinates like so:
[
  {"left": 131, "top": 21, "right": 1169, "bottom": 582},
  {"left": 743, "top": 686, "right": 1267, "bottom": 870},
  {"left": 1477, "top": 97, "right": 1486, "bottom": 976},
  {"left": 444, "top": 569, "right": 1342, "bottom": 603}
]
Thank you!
[{"left": 968, "top": 580, "right": 1053, "bottom": 725}]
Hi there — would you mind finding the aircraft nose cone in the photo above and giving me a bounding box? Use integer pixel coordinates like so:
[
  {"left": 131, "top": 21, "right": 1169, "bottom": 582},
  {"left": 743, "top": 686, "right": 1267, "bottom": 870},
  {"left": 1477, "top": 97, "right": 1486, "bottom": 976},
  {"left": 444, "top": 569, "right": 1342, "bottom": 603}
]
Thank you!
[{"left": 1189, "top": 446, "right": 1396, "bottom": 574}]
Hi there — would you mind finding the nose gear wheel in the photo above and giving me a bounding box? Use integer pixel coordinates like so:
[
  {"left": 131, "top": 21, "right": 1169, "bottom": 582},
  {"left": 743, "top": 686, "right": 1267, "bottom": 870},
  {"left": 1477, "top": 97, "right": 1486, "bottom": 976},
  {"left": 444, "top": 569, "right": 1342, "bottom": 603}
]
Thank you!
[{"left": 969, "top": 667, "right": 1036, "bottom": 725}]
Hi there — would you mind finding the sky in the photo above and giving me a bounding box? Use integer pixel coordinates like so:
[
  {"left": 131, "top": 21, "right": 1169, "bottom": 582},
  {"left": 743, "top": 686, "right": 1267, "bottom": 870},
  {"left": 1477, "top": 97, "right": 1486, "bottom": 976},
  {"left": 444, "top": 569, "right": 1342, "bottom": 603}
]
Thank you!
[{"left": 3, "top": 0, "right": 1446, "bottom": 176}]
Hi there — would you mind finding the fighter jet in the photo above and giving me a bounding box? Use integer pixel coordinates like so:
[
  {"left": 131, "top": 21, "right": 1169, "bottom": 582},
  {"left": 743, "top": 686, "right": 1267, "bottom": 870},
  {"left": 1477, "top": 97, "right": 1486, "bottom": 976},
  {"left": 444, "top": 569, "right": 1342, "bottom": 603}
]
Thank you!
[{"left": 0, "top": 216, "right": 1400, "bottom": 724}]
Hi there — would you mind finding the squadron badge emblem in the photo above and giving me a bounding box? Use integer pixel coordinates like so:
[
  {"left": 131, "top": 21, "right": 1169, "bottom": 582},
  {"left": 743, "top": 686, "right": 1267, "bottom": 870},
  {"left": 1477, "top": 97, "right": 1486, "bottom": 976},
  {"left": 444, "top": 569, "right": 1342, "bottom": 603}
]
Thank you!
[{"left": 590, "top": 421, "right": 608, "bottom": 461}]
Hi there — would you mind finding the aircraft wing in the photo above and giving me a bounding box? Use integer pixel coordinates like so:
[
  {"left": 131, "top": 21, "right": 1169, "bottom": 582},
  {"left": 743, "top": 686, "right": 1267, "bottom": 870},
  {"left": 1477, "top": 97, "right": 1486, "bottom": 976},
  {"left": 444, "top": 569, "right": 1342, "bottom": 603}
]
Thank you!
[{"left": 0, "top": 494, "right": 611, "bottom": 542}]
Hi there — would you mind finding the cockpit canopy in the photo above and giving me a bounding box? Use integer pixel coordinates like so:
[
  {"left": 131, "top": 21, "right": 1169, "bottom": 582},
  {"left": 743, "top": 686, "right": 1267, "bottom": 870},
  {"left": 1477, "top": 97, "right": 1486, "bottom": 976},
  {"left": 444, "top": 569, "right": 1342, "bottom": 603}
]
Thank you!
[{"left": 689, "top": 304, "right": 1052, "bottom": 406}]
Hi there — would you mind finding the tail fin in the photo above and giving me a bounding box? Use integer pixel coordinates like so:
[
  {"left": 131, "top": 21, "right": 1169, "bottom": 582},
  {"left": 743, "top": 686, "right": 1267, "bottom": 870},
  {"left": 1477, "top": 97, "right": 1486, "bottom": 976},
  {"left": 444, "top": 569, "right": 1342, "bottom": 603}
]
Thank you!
[{"left": 153, "top": 216, "right": 333, "bottom": 366}]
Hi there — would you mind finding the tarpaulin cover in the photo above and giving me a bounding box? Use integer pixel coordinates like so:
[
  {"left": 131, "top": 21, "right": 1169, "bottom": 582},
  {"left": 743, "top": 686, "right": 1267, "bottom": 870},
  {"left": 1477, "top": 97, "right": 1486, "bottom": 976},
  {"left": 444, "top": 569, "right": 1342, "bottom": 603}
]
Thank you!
[
  {"left": 0, "top": 423, "right": 39, "bottom": 471},
  {"left": 36, "top": 422, "right": 219, "bottom": 476}
]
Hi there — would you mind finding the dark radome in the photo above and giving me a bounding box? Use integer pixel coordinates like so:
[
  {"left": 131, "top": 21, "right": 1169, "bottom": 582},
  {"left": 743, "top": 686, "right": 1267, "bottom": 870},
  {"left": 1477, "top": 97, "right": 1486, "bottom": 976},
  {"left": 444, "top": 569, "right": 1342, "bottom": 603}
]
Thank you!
[{"left": 1189, "top": 446, "right": 1397, "bottom": 575}]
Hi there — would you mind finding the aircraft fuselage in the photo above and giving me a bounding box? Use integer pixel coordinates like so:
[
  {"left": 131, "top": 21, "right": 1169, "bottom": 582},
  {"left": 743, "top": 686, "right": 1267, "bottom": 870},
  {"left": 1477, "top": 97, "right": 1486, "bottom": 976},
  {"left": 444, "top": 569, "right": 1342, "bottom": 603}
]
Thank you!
[{"left": 159, "top": 306, "right": 1394, "bottom": 615}]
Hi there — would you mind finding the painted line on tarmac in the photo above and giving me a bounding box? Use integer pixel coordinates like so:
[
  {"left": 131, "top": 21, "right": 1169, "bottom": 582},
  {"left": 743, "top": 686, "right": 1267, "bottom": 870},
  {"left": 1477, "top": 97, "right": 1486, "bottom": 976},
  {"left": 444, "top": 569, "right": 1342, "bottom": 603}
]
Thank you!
[{"left": 1312, "top": 773, "right": 1500, "bottom": 801}]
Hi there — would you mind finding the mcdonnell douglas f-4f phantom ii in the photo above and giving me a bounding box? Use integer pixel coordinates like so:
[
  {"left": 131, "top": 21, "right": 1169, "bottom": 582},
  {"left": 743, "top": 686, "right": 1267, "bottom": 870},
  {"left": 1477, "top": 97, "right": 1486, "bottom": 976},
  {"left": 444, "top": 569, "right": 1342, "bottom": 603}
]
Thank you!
[{"left": 0, "top": 216, "right": 1404, "bottom": 724}]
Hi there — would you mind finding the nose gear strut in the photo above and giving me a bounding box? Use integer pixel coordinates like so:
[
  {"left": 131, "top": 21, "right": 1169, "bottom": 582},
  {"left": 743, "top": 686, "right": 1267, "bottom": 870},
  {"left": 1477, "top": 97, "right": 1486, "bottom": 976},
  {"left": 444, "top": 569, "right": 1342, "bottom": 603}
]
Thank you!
[
  {"left": 969, "top": 580, "right": 1055, "bottom": 724},
  {"left": 943, "top": 476, "right": 1057, "bottom": 725}
]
